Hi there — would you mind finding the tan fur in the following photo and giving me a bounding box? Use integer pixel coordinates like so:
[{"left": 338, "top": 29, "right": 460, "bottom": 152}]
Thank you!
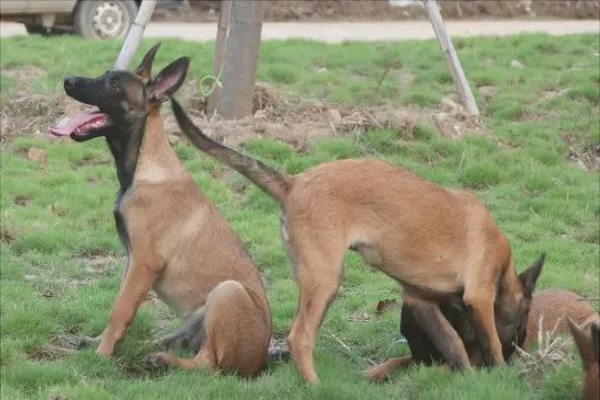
[
  {"left": 281, "top": 159, "right": 520, "bottom": 382},
  {"left": 96, "top": 110, "right": 271, "bottom": 377},
  {"left": 525, "top": 289, "right": 599, "bottom": 349},
  {"left": 172, "top": 100, "right": 541, "bottom": 384},
  {"left": 363, "top": 356, "right": 412, "bottom": 383}
]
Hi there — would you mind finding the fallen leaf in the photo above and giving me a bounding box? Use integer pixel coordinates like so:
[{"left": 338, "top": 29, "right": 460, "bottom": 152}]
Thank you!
[{"left": 376, "top": 299, "right": 399, "bottom": 314}]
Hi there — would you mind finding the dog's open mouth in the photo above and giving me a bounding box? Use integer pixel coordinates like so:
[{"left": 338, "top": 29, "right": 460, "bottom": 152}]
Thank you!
[{"left": 49, "top": 110, "right": 111, "bottom": 139}]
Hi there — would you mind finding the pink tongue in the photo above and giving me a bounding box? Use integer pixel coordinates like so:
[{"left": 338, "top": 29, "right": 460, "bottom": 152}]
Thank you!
[{"left": 49, "top": 111, "right": 109, "bottom": 137}]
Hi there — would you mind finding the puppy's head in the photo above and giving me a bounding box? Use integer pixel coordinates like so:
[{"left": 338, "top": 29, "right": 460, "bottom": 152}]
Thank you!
[
  {"left": 495, "top": 253, "right": 545, "bottom": 359},
  {"left": 50, "top": 43, "right": 189, "bottom": 142}
]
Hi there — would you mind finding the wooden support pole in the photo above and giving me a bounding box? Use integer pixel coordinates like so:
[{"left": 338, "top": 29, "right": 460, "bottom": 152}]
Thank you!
[
  {"left": 114, "top": 0, "right": 158, "bottom": 70},
  {"left": 207, "top": 0, "right": 233, "bottom": 115},
  {"left": 423, "top": 0, "right": 479, "bottom": 116},
  {"left": 216, "top": 0, "right": 265, "bottom": 119}
]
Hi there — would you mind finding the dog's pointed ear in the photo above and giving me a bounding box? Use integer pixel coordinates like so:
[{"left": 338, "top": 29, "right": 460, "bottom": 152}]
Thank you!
[
  {"left": 147, "top": 57, "right": 190, "bottom": 102},
  {"left": 568, "top": 318, "right": 596, "bottom": 367},
  {"left": 135, "top": 43, "right": 161, "bottom": 80},
  {"left": 518, "top": 253, "right": 545, "bottom": 295}
]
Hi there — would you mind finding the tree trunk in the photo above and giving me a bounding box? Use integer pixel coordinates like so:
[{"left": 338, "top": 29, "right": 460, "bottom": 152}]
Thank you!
[
  {"left": 216, "top": 0, "right": 265, "bottom": 119},
  {"left": 206, "top": 0, "right": 232, "bottom": 116}
]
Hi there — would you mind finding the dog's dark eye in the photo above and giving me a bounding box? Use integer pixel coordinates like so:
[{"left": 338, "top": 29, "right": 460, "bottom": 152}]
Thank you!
[{"left": 109, "top": 79, "right": 120, "bottom": 92}]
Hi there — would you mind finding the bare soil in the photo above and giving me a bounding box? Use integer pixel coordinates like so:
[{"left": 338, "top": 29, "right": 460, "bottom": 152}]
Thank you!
[
  {"left": 1, "top": 71, "right": 485, "bottom": 148},
  {"left": 4, "top": 80, "right": 595, "bottom": 172},
  {"left": 163, "top": 82, "right": 487, "bottom": 152},
  {"left": 157, "top": 1, "right": 599, "bottom": 22}
]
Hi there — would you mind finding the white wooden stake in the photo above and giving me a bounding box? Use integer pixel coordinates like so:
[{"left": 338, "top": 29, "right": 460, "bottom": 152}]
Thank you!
[
  {"left": 114, "top": 0, "right": 158, "bottom": 70},
  {"left": 207, "top": 0, "right": 233, "bottom": 115},
  {"left": 423, "top": 0, "right": 479, "bottom": 116}
]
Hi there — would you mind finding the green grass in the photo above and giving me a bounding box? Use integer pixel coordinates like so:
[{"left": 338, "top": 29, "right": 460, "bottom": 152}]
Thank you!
[{"left": 1, "top": 33, "right": 599, "bottom": 400}]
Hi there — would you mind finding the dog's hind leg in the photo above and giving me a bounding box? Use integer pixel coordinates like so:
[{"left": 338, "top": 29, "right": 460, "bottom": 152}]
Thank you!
[
  {"left": 403, "top": 294, "right": 471, "bottom": 370},
  {"left": 148, "top": 280, "right": 270, "bottom": 377},
  {"left": 286, "top": 234, "right": 346, "bottom": 385},
  {"left": 363, "top": 356, "right": 412, "bottom": 383}
]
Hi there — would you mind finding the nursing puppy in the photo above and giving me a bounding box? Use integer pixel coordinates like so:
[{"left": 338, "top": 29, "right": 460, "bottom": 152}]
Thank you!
[
  {"left": 172, "top": 99, "right": 544, "bottom": 384},
  {"left": 366, "top": 286, "right": 597, "bottom": 382},
  {"left": 49, "top": 45, "right": 271, "bottom": 377},
  {"left": 525, "top": 289, "right": 599, "bottom": 348}
]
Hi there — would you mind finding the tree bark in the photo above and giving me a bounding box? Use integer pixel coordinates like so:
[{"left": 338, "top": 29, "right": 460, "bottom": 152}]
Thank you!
[
  {"left": 216, "top": 0, "right": 265, "bottom": 119},
  {"left": 206, "top": 0, "right": 232, "bottom": 115}
]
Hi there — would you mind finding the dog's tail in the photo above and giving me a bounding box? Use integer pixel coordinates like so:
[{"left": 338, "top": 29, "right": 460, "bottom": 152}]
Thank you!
[{"left": 171, "top": 98, "right": 291, "bottom": 202}]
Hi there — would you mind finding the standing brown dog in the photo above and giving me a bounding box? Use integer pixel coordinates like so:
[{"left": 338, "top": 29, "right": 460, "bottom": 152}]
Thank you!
[
  {"left": 49, "top": 45, "right": 271, "bottom": 377},
  {"left": 172, "top": 100, "right": 544, "bottom": 384}
]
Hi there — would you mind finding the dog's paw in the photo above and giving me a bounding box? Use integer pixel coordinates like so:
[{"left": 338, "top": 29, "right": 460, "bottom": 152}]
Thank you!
[
  {"left": 146, "top": 352, "right": 168, "bottom": 368},
  {"left": 362, "top": 367, "right": 388, "bottom": 383}
]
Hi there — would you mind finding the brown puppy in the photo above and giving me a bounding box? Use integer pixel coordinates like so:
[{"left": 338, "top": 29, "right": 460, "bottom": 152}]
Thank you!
[
  {"left": 49, "top": 45, "right": 271, "bottom": 377},
  {"left": 525, "top": 289, "right": 599, "bottom": 349},
  {"left": 366, "top": 287, "right": 598, "bottom": 382},
  {"left": 568, "top": 320, "right": 600, "bottom": 400},
  {"left": 171, "top": 100, "right": 544, "bottom": 384}
]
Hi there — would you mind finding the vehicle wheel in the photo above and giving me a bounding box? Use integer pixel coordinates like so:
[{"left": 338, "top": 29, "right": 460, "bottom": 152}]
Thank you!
[{"left": 73, "top": 0, "right": 138, "bottom": 40}]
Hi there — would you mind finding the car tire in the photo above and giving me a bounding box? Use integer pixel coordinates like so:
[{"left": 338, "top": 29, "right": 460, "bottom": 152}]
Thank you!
[{"left": 73, "top": 0, "right": 138, "bottom": 40}]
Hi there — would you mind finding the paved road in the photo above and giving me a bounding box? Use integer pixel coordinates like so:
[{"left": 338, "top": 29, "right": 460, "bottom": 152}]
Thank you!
[{"left": 1, "top": 20, "right": 598, "bottom": 42}]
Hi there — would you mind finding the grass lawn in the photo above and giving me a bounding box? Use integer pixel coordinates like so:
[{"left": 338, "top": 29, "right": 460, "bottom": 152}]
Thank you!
[{"left": 1, "top": 33, "right": 598, "bottom": 400}]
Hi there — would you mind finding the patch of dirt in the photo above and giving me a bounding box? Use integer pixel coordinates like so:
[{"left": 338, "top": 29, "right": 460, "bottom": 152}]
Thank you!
[
  {"left": 0, "top": 84, "right": 88, "bottom": 143},
  {"left": 77, "top": 247, "right": 112, "bottom": 258},
  {"left": 375, "top": 299, "right": 400, "bottom": 315},
  {"left": 165, "top": 84, "right": 487, "bottom": 151},
  {"left": 26, "top": 334, "right": 82, "bottom": 361},
  {"left": 477, "top": 85, "right": 497, "bottom": 102},
  {"left": 73, "top": 154, "right": 110, "bottom": 167},
  {"left": 540, "top": 89, "right": 568, "bottom": 101},
  {"left": 3, "top": 77, "right": 484, "bottom": 148},
  {"left": 0, "top": 226, "right": 18, "bottom": 244},
  {"left": 2, "top": 65, "right": 45, "bottom": 81},
  {"left": 14, "top": 194, "right": 31, "bottom": 206},
  {"left": 27, "top": 147, "right": 48, "bottom": 164},
  {"left": 78, "top": 255, "right": 120, "bottom": 275},
  {"left": 159, "top": 1, "right": 599, "bottom": 22},
  {"left": 562, "top": 133, "right": 600, "bottom": 171}
]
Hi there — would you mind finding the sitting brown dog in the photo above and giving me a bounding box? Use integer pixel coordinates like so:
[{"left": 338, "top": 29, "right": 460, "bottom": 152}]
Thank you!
[
  {"left": 365, "top": 287, "right": 598, "bottom": 382},
  {"left": 50, "top": 44, "right": 271, "bottom": 376}
]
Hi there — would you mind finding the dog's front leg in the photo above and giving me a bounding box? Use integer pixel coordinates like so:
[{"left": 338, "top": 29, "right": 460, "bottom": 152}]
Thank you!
[
  {"left": 403, "top": 294, "right": 471, "bottom": 370},
  {"left": 97, "top": 257, "right": 159, "bottom": 357},
  {"left": 463, "top": 290, "right": 504, "bottom": 366}
]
